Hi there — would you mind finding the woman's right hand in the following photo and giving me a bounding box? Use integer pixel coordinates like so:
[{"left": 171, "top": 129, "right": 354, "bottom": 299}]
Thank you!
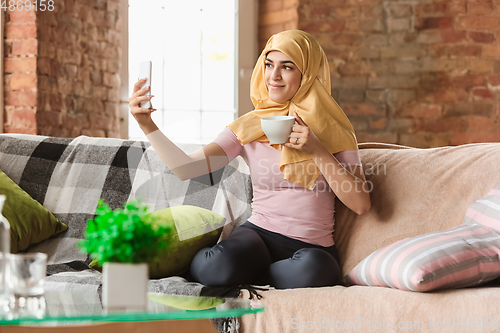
[{"left": 129, "top": 78, "right": 157, "bottom": 131}]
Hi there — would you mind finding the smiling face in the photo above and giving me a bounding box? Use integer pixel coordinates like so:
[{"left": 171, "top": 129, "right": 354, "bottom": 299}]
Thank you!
[{"left": 264, "top": 51, "right": 302, "bottom": 103}]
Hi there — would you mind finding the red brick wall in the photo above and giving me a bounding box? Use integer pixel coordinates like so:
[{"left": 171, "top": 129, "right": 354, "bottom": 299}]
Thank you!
[
  {"left": 260, "top": 0, "right": 500, "bottom": 147},
  {"left": 4, "top": 8, "right": 37, "bottom": 134},
  {"left": 259, "top": 0, "right": 299, "bottom": 51},
  {"left": 3, "top": 0, "right": 122, "bottom": 138}
]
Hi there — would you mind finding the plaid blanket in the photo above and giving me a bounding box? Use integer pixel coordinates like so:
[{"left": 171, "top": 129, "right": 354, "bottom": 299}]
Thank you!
[{"left": 0, "top": 133, "right": 254, "bottom": 332}]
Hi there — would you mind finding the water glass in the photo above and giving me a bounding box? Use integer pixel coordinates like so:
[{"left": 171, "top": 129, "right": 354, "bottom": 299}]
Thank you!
[{"left": 9, "top": 253, "right": 47, "bottom": 297}]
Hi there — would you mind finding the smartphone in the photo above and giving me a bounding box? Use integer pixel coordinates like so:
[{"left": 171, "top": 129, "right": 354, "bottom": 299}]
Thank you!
[{"left": 139, "top": 61, "right": 152, "bottom": 108}]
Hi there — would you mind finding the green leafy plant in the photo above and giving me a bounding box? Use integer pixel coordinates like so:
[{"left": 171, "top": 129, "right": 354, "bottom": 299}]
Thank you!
[{"left": 78, "top": 199, "right": 174, "bottom": 265}]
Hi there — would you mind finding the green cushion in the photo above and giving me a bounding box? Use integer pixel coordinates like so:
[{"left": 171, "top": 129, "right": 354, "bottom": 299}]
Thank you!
[
  {"left": 148, "top": 294, "right": 224, "bottom": 310},
  {"left": 90, "top": 205, "right": 225, "bottom": 278},
  {"left": 0, "top": 168, "right": 68, "bottom": 253}
]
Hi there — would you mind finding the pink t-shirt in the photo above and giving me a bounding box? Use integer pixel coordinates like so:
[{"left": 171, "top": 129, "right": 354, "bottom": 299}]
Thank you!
[{"left": 213, "top": 127, "right": 361, "bottom": 247}]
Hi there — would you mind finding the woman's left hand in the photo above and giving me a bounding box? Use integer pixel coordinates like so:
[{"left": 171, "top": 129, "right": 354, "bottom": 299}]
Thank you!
[{"left": 283, "top": 111, "right": 323, "bottom": 155}]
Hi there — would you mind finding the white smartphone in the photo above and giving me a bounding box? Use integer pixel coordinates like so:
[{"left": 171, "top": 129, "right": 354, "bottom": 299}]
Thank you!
[{"left": 139, "top": 61, "right": 152, "bottom": 108}]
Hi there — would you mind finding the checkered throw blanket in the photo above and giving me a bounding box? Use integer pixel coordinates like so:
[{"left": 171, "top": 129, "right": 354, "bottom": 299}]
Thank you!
[{"left": 0, "top": 133, "right": 254, "bottom": 333}]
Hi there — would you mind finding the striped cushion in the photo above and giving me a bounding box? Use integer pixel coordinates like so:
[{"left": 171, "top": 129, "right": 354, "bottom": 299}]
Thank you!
[{"left": 344, "top": 185, "right": 500, "bottom": 292}]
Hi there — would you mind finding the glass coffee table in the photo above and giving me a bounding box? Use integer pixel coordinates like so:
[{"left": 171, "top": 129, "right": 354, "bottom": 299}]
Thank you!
[{"left": 0, "top": 290, "right": 264, "bottom": 332}]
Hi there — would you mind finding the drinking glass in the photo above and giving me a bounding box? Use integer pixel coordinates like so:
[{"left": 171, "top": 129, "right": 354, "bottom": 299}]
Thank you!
[{"left": 9, "top": 253, "right": 47, "bottom": 297}]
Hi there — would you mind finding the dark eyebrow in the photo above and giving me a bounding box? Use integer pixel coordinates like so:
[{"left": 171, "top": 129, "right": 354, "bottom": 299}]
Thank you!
[{"left": 265, "top": 58, "right": 295, "bottom": 66}]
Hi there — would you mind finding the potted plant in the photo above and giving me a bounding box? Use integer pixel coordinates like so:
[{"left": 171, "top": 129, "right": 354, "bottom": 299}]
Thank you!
[{"left": 79, "top": 199, "right": 173, "bottom": 309}]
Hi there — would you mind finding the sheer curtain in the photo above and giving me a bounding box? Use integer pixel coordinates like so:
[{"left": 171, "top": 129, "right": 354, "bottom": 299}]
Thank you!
[{"left": 128, "top": 0, "right": 237, "bottom": 144}]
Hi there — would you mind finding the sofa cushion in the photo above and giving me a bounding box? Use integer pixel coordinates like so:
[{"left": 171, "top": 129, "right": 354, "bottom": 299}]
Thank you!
[
  {"left": 0, "top": 168, "right": 68, "bottom": 253},
  {"left": 344, "top": 185, "right": 500, "bottom": 291},
  {"left": 239, "top": 284, "right": 500, "bottom": 333},
  {"left": 90, "top": 205, "right": 226, "bottom": 278},
  {"left": 334, "top": 142, "right": 500, "bottom": 276}
]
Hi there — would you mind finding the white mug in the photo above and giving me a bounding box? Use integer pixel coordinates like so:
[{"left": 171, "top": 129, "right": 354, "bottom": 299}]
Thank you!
[{"left": 261, "top": 116, "right": 295, "bottom": 144}]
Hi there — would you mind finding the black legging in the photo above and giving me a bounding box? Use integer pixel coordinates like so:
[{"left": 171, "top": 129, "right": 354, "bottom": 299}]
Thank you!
[{"left": 190, "top": 221, "right": 342, "bottom": 289}]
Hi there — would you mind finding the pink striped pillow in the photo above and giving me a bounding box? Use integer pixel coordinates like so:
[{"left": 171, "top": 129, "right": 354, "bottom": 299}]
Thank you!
[{"left": 344, "top": 185, "right": 500, "bottom": 292}]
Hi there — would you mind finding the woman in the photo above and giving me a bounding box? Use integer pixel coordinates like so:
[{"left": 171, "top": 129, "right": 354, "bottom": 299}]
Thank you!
[{"left": 129, "top": 30, "right": 371, "bottom": 289}]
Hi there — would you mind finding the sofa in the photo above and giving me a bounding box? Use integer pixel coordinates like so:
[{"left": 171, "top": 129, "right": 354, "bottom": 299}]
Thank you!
[{"left": 0, "top": 133, "right": 499, "bottom": 333}]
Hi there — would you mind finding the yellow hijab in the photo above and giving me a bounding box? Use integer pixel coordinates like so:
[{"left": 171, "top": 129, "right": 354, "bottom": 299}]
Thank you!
[{"left": 228, "top": 30, "right": 358, "bottom": 190}]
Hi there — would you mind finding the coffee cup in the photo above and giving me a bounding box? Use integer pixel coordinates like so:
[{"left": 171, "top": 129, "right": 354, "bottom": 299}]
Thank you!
[{"left": 261, "top": 116, "right": 296, "bottom": 144}]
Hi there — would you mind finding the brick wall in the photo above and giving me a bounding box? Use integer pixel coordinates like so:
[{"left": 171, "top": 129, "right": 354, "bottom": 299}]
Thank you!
[
  {"left": 3, "top": 0, "right": 122, "bottom": 138},
  {"left": 259, "top": 0, "right": 500, "bottom": 147},
  {"left": 3, "top": 7, "right": 37, "bottom": 134},
  {"left": 259, "top": 0, "right": 299, "bottom": 51}
]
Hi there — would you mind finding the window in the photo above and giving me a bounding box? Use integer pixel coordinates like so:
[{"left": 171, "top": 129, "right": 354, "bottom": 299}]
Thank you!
[{"left": 128, "top": 0, "right": 241, "bottom": 144}]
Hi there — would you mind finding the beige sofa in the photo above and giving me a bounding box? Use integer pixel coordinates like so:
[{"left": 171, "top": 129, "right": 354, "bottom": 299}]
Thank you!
[
  {"left": 1, "top": 133, "right": 499, "bottom": 333},
  {"left": 240, "top": 142, "right": 500, "bottom": 333}
]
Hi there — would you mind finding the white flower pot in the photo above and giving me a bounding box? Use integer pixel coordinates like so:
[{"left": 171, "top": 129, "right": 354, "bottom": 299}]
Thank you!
[{"left": 102, "top": 262, "right": 148, "bottom": 309}]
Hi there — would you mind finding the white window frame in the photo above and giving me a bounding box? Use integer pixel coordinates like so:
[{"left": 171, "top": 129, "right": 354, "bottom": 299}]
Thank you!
[
  {"left": 236, "top": 0, "right": 258, "bottom": 117},
  {"left": 119, "top": 0, "right": 129, "bottom": 139}
]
